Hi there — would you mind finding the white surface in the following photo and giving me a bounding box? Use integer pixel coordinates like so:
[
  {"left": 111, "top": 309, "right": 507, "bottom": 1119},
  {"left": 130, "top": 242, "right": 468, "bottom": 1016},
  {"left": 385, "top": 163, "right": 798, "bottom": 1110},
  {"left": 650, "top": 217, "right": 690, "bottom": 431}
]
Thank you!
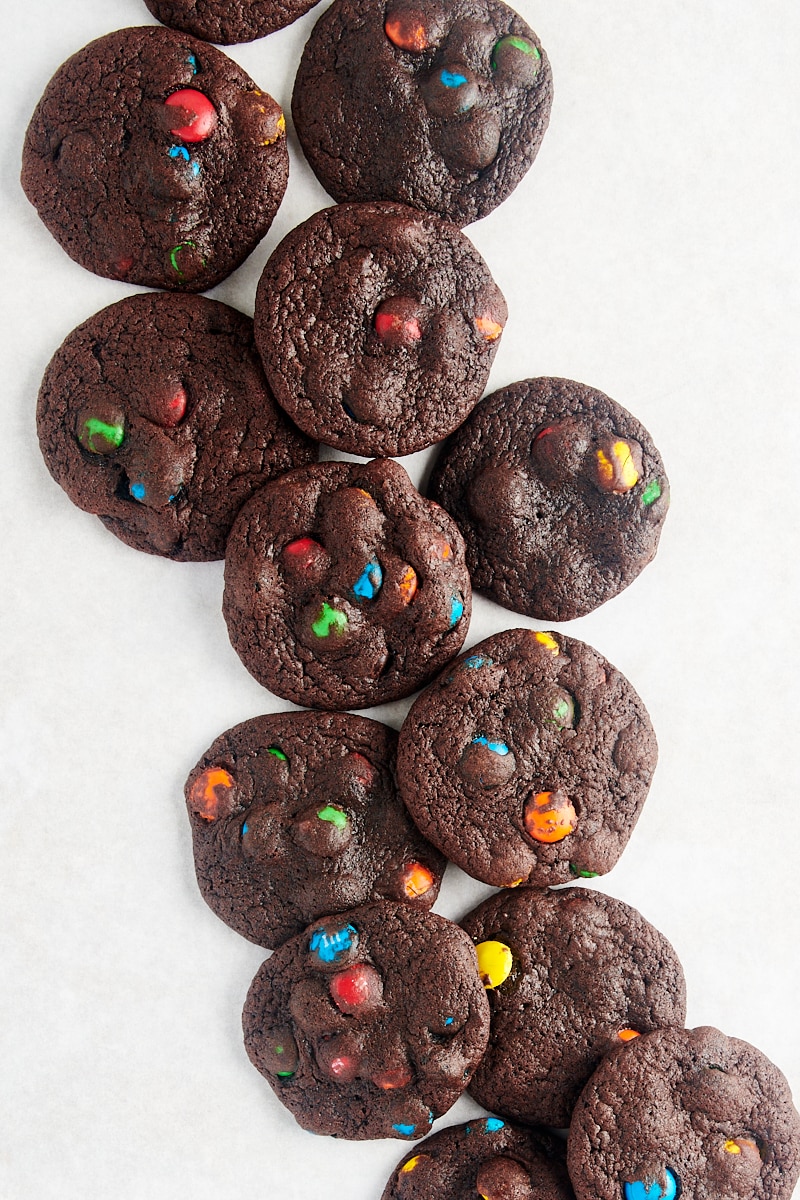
[{"left": 1, "top": 1, "right": 799, "bottom": 1197}]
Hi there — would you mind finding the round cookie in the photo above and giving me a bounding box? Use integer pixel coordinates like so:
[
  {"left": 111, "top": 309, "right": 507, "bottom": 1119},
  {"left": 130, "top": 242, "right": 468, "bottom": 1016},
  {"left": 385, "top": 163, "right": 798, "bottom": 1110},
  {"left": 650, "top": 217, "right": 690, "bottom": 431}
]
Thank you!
[
  {"left": 567, "top": 1026, "right": 800, "bottom": 1200},
  {"left": 36, "top": 293, "right": 316, "bottom": 560},
  {"left": 184, "top": 711, "right": 446, "bottom": 948},
  {"left": 222, "top": 458, "right": 471, "bottom": 709},
  {"left": 254, "top": 202, "right": 507, "bottom": 456},
  {"left": 292, "top": 0, "right": 553, "bottom": 226},
  {"left": 396, "top": 627, "right": 657, "bottom": 888},
  {"left": 382, "top": 1118, "right": 574, "bottom": 1200},
  {"left": 428, "top": 378, "right": 670, "bottom": 621},
  {"left": 242, "top": 902, "right": 491, "bottom": 1139},
  {"left": 142, "top": 0, "right": 321, "bottom": 46},
  {"left": 460, "top": 887, "right": 687, "bottom": 1128},
  {"left": 21, "top": 27, "right": 288, "bottom": 290}
]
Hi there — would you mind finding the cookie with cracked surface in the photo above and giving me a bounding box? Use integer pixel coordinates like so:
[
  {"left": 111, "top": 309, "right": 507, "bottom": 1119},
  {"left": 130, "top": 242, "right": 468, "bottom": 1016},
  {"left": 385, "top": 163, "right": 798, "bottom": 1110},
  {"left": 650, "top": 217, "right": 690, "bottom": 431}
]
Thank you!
[
  {"left": 142, "top": 0, "right": 321, "bottom": 46},
  {"left": 567, "top": 1026, "right": 800, "bottom": 1200},
  {"left": 428, "top": 378, "right": 670, "bottom": 621},
  {"left": 396, "top": 627, "right": 657, "bottom": 888},
  {"left": 21, "top": 27, "right": 287, "bottom": 290},
  {"left": 254, "top": 202, "right": 506, "bottom": 456},
  {"left": 292, "top": 0, "right": 552, "bottom": 226},
  {"left": 185, "top": 710, "right": 446, "bottom": 948},
  {"left": 222, "top": 457, "right": 471, "bottom": 709},
  {"left": 242, "top": 901, "right": 491, "bottom": 1139},
  {"left": 460, "top": 886, "right": 687, "bottom": 1129},
  {"left": 36, "top": 293, "right": 316, "bottom": 560},
  {"left": 382, "top": 1118, "right": 574, "bottom": 1200}
]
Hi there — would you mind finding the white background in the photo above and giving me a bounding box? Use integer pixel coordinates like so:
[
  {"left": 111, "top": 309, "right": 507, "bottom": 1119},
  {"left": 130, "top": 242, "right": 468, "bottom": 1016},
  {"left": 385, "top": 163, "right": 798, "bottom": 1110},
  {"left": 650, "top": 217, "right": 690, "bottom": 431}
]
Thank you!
[{"left": 1, "top": 1, "right": 799, "bottom": 1197}]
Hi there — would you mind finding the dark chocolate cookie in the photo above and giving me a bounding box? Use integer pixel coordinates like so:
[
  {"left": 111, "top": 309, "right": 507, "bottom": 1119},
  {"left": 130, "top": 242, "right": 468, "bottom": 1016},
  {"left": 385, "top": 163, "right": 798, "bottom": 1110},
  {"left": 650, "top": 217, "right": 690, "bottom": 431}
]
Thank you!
[
  {"left": 460, "top": 887, "right": 687, "bottom": 1128},
  {"left": 37, "top": 293, "right": 316, "bottom": 560},
  {"left": 254, "top": 202, "right": 507, "bottom": 456},
  {"left": 21, "top": 27, "right": 288, "bottom": 290},
  {"left": 292, "top": 0, "right": 552, "bottom": 226},
  {"left": 242, "top": 902, "right": 491, "bottom": 1139},
  {"left": 382, "top": 1118, "right": 574, "bottom": 1200},
  {"left": 184, "top": 710, "right": 446, "bottom": 948},
  {"left": 396, "top": 628, "right": 657, "bottom": 888},
  {"left": 142, "top": 0, "right": 321, "bottom": 45},
  {"left": 222, "top": 458, "right": 471, "bottom": 709},
  {"left": 428, "top": 378, "right": 670, "bottom": 621},
  {"left": 567, "top": 1026, "right": 800, "bottom": 1200}
]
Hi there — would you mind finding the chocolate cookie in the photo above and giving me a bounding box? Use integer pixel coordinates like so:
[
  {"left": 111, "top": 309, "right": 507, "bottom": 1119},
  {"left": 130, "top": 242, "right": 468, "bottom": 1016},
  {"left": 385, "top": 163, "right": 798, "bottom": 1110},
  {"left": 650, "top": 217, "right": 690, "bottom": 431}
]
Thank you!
[
  {"left": 142, "top": 0, "right": 320, "bottom": 45},
  {"left": 292, "top": 0, "right": 553, "bottom": 226},
  {"left": 567, "top": 1026, "right": 800, "bottom": 1200},
  {"left": 396, "top": 628, "right": 657, "bottom": 888},
  {"left": 428, "top": 378, "right": 670, "bottom": 621},
  {"left": 460, "top": 887, "right": 687, "bottom": 1128},
  {"left": 37, "top": 293, "right": 316, "bottom": 560},
  {"left": 254, "top": 202, "right": 507, "bottom": 456},
  {"left": 184, "top": 710, "right": 446, "bottom": 948},
  {"left": 222, "top": 458, "right": 471, "bottom": 709},
  {"left": 382, "top": 1118, "right": 574, "bottom": 1200},
  {"left": 242, "top": 902, "right": 491, "bottom": 1139},
  {"left": 21, "top": 27, "right": 288, "bottom": 290}
]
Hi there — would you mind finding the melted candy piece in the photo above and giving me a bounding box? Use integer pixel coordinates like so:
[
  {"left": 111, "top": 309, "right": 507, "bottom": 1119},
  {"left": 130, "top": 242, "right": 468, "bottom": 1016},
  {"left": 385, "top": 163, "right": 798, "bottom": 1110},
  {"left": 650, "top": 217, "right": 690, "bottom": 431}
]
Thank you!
[
  {"left": 476, "top": 940, "right": 513, "bottom": 989},
  {"left": 353, "top": 559, "right": 383, "bottom": 601},
  {"left": 78, "top": 414, "right": 125, "bottom": 454},
  {"left": 398, "top": 566, "right": 418, "bottom": 604},
  {"left": 523, "top": 790, "right": 577, "bottom": 843},
  {"left": 164, "top": 89, "right": 218, "bottom": 142},
  {"left": 385, "top": 8, "right": 430, "bottom": 51},
  {"left": 188, "top": 766, "right": 235, "bottom": 820},
  {"left": 623, "top": 1169, "right": 678, "bottom": 1200},
  {"left": 374, "top": 297, "right": 424, "bottom": 348},
  {"left": 329, "top": 963, "right": 384, "bottom": 1014},
  {"left": 153, "top": 384, "right": 188, "bottom": 428},
  {"left": 491, "top": 35, "right": 541, "bottom": 86},
  {"left": 642, "top": 478, "right": 662, "bottom": 507},
  {"left": 400, "top": 1154, "right": 430, "bottom": 1174},
  {"left": 373, "top": 1064, "right": 412, "bottom": 1089},
  {"left": 309, "top": 922, "right": 357, "bottom": 964},
  {"left": 463, "top": 655, "right": 492, "bottom": 669},
  {"left": 594, "top": 439, "right": 641, "bottom": 494},
  {"left": 618, "top": 1028, "right": 641, "bottom": 1042},
  {"left": 312, "top": 602, "right": 348, "bottom": 638},
  {"left": 259, "top": 1026, "right": 299, "bottom": 1077},
  {"left": 294, "top": 804, "right": 352, "bottom": 856},
  {"left": 449, "top": 594, "right": 464, "bottom": 627},
  {"left": 472, "top": 736, "right": 509, "bottom": 755},
  {"left": 475, "top": 314, "right": 504, "bottom": 341},
  {"left": 533, "top": 631, "right": 559, "bottom": 654},
  {"left": 400, "top": 862, "right": 435, "bottom": 898}
]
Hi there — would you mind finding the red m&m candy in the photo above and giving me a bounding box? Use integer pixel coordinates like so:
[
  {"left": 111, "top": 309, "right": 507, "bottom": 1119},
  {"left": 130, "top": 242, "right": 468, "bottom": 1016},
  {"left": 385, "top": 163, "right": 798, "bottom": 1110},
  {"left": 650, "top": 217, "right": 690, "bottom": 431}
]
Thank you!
[{"left": 165, "top": 89, "right": 218, "bottom": 142}]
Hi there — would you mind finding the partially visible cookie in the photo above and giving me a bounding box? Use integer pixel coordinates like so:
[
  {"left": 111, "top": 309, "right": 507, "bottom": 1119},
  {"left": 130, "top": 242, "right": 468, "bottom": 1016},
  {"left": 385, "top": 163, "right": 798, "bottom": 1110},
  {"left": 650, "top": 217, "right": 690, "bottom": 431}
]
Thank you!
[
  {"left": 460, "top": 887, "right": 687, "bottom": 1128},
  {"left": 21, "top": 27, "right": 288, "bottom": 290},
  {"left": 142, "top": 0, "right": 321, "bottom": 45},
  {"left": 254, "top": 202, "right": 507, "bottom": 456},
  {"left": 37, "top": 293, "right": 316, "bottom": 560},
  {"left": 567, "top": 1026, "right": 800, "bottom": 1200},
  {"left": 292, "top": 0, "right": 553, "bottom": 226},
  {"left": 396, "top": 628, "right": 657, "bottom": 888},
  {"left": 222, "top": 458, "right": 471, "bottom": 709},
  {"left": 428, "top": 378, "right": 670, "bottom": 621},
  {"left": 242, "top": 902, "right": 491, "bottom": 1139},
  {"left": 381, "top": 1118, "right": 574, "bottom": 1200},
  {"left": 184, "top": 711, "right": 446, "bottom": 948}
]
